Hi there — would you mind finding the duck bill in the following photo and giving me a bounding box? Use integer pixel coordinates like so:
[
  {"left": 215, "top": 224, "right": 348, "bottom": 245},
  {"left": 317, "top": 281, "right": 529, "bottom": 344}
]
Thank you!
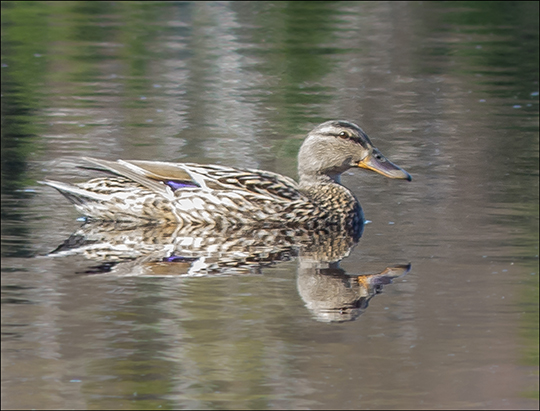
[{"left": 358, "top": 150, "right": 412, "bottom": 181}]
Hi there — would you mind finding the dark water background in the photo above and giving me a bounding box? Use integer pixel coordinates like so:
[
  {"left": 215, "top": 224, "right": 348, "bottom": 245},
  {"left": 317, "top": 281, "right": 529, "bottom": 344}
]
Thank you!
[{"left": 1, "top": 1, "right": 538, "bottom": 409}]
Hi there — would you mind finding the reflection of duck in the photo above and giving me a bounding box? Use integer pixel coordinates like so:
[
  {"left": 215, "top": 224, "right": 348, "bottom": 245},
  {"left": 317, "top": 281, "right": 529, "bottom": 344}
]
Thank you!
[
  {"left": 46, "top": 222, "right": 410, "bottom": 322},
  {"left": 46, "top": 222, "right": 360, "bottom": 275},
  {"left": 41, "top": 120, "right": 410, "bottom": 234},
  {"left": 297, "top": 262, "right": 411, "bottom": 323}
]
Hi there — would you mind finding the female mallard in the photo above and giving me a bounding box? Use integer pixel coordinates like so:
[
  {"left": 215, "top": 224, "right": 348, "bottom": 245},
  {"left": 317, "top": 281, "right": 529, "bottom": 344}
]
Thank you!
[{"left": 41, "top": 120, "right": 411, "bottom": 233}]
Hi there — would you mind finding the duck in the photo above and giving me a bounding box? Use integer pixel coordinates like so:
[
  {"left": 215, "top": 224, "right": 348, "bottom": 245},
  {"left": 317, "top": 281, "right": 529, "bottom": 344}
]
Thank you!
[{"left": 41, "top": 120, "right": 411, "bottom": 234}]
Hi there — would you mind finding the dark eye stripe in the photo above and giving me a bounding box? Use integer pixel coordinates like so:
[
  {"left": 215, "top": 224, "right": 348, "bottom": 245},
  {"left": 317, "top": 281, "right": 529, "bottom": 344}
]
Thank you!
[
  {"left": 334, "top": 131, "right": 370, "bottom": 148},
  {"left": 319, "top": 128, "right": 371, "bottom": 149}
]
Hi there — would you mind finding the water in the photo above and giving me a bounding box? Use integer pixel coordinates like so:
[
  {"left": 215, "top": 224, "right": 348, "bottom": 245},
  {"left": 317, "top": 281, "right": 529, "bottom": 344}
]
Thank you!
[{"left": 1, "top": 1, "right": 538, "bottom": 409}]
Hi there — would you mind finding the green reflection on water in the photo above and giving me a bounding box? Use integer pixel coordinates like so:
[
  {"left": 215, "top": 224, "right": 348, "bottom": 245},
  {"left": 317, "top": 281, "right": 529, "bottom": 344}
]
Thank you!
[
  {"left": 1, "top": 1, "right": 47, "bottom": 193},
  {"left": 425, "top": 2, "right": 539, "bottom": 399},
  {"left": 1, "top": 1, "right": 49, "bottom": 257}
]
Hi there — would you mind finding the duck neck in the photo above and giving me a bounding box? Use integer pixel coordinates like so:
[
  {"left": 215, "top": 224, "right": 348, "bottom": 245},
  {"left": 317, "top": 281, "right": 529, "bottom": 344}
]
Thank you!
[
  {"left": 298, "top": 172, "right": 365, "bottom": 239},
  {"left": 298, "top": 171, "right": 341, "bottom": 189},
  {"left": 298, "top": 172, "right": 356, "bottom": 212}
]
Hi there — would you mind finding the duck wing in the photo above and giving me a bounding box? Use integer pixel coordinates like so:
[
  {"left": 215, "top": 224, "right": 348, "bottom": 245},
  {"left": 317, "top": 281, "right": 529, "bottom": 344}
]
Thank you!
[{"left": 81, "top": 157, "right": 305, "bottom": 202}]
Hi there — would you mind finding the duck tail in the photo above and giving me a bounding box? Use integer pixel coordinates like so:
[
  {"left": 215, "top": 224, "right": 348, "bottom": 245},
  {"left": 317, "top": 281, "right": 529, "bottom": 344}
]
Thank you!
[{"left": 38, "top": 180, "right": 108, "bottom": 205}]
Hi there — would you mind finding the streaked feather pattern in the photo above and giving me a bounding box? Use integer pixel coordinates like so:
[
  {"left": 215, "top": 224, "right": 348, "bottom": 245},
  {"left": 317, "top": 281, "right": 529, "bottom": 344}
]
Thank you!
[{"left": 41, "top": 120, "right": 411, "bottom": 235}]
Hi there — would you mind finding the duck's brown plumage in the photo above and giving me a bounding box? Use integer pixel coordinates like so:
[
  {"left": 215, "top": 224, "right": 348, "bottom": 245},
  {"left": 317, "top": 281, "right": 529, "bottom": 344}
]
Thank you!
[{"left": 41, "top": 120, "right": 411, "bottom": 236}]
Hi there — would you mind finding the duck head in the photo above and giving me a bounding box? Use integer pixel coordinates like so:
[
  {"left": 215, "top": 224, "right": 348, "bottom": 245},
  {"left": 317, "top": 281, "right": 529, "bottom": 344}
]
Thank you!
[{"left": 298, "top": 120, "right": 412, "bottom": 185}]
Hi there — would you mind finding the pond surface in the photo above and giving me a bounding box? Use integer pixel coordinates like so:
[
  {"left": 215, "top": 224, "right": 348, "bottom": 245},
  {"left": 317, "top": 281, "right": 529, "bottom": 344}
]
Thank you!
[{"left": 1, "top": 1, "right": 538, "bottom": 409}]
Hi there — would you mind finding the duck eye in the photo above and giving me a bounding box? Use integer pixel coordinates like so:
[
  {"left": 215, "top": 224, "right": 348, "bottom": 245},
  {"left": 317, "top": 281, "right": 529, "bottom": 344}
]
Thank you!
[
  {"left": 374, "top": 152, "right": 384, "bottom": 161},
  {"left": 338, "top": 131, "right": 349, "bottom": 138}
]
